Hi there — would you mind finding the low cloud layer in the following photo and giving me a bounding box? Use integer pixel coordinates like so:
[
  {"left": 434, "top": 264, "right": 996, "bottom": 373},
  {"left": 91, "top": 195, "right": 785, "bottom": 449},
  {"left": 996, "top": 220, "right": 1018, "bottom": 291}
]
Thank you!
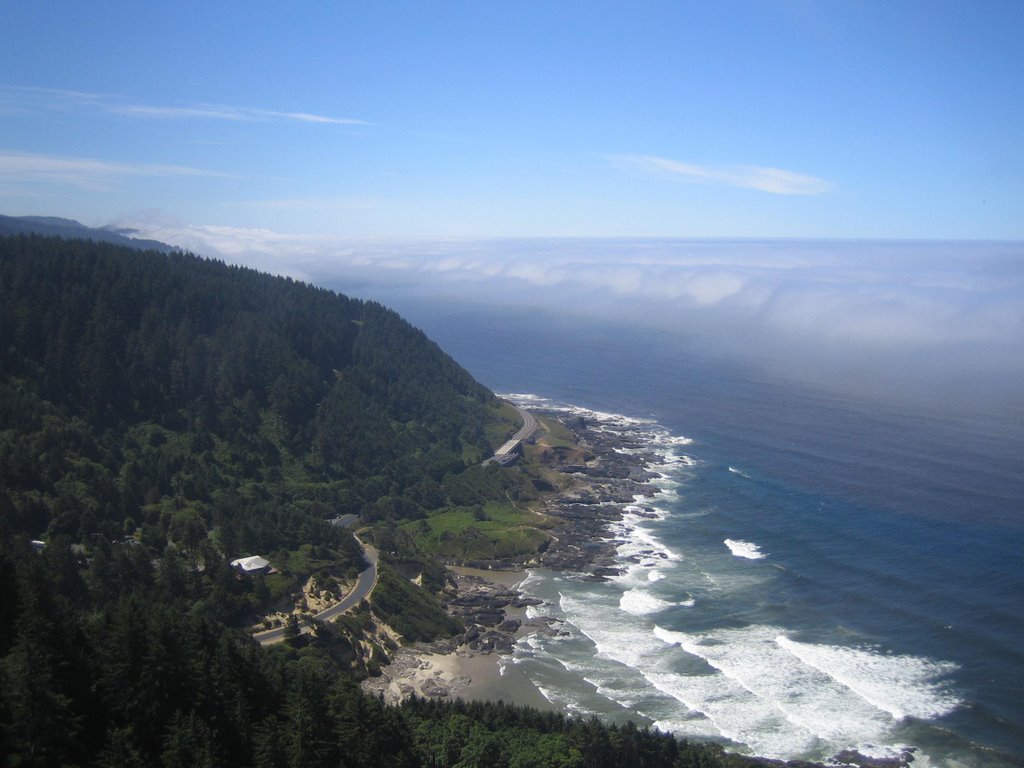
[{"left": 126, "top": 220, "right": 1024, "bottom": 405}]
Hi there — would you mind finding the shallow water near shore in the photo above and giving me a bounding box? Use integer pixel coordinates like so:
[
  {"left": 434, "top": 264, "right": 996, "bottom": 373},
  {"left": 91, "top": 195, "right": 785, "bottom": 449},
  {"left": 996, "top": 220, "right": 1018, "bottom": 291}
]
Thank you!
[
  {"left": 495, "top": 394, "right": 1023, "bottom": 766},
  {"left": 376, "top": 306, "right": 1024, "bottom": 767}
]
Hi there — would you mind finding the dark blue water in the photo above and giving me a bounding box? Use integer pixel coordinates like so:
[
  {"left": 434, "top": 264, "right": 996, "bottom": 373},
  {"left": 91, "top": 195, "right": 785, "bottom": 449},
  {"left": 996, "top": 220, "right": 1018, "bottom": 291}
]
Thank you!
[{"left": 342, "top": 293, "right": 1024, "bottom": 764}]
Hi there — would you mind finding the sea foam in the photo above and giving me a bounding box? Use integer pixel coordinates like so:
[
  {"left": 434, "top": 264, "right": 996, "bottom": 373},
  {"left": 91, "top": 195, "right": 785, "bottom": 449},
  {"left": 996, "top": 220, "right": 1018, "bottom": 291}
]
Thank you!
[
  {"left": 654, "top": 624, "right": 962, "bottom": 754},
  {"left": 774, "top": 636, "right": 961, "bottom": 721},
  {"left": 724, "top": 539, "right": 766, "bottom": 559},
  {"left": 619, "top": 587, "right": 691, "bottom": 615},
  {"left": 495, "top": 391, "right": 983, "bottom": 764}
]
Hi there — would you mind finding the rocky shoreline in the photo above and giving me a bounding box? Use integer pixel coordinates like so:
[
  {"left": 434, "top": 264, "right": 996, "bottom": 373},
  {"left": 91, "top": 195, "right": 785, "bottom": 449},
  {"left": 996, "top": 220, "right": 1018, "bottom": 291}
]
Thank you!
[
  {"left": 466, "top": 411, "right": 669, "bottom": 577},
  {"left": 364, "top": 409, "right": 668, "bottom": 703},
  {"left": 361, "top": 568, "right": 564, "bottom": 707},
  {"left": 449, "top": 410, "right": 678, "bottom": 659},
  {"left": 362, "top": 409, "right": 915, "bottom": 768}
]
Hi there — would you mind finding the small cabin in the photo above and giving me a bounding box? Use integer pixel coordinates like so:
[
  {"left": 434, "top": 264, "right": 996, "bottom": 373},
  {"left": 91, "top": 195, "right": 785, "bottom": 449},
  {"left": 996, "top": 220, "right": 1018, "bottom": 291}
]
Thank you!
[{"left": 230, "top": 555, "right": 271, "bottom": 575}]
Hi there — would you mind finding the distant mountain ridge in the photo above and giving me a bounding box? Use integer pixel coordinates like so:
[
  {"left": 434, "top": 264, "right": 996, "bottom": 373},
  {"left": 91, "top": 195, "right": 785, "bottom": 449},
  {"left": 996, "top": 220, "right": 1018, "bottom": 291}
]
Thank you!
[{"left": 0, "top": 213, "right": 177, "bottom": 253}]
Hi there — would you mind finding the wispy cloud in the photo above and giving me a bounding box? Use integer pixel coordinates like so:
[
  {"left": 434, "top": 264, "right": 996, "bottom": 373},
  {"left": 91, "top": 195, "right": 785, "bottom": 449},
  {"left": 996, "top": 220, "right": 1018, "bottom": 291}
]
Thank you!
[
  {"left": 112, "top": 104, "right": 367, "bottom": 126},
  {"left": 0, "top": 151, "right": 219, "bottom": 188},
  {"left": 0, "top": 85, "right": 109, "bottom": 107},
  {"left": 0, "top": 84, "right": 367, "bottom": 126},
  {"left": 615, "top": 154, "right": 832, "bottom": 195}
]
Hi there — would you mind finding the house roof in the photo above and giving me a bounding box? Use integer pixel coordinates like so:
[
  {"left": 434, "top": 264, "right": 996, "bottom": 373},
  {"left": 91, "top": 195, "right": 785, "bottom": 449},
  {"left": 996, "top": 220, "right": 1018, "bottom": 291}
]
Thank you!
[{"left": 230, "top": 555, "right": 270, "bottom": 572}]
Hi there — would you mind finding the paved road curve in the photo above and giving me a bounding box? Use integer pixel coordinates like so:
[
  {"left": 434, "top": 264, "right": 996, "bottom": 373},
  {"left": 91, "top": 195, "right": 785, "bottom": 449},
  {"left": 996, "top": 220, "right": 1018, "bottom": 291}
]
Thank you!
[
  {"left": 491, "top": 405, "right": 539, "bottom": 460},
  {"left": 253, "top": 539, "right": 379, "bottom": 646},
  {"left": 257, "top": 403, "right": 535, "bottom": 644}
]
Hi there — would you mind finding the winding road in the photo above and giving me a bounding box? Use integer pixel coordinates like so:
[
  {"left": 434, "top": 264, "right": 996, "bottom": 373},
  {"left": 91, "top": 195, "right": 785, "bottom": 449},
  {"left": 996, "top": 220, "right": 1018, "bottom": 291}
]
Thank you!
[
  {"left": 253, "top": 538, "right": 379, "bottom": 646},
  {"left": 489, "top": 405, "right": 539, "bottom": 462},
  {"left": 256, "top": 402, "right": 535, "bottom": 645}
]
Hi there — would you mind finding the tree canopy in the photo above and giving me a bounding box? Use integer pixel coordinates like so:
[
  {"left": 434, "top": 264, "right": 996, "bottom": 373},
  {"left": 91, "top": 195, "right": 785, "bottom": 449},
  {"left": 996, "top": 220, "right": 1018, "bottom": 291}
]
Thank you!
[
  {"left": 0, "top": 235, "right": 501, "bottom": 560},
  {"left": 0, "top": 234, "right": 770, "bottom": 768}
]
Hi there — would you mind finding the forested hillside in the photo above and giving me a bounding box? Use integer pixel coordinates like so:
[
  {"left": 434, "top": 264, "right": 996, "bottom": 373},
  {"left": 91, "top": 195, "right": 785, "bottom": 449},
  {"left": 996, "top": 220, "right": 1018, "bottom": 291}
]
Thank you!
[
  {"left": 0, "top": 234, "right": 770, "bottom": 768},
  {"left": 0, "top": 235, "right": 498, "bottom": 550}
]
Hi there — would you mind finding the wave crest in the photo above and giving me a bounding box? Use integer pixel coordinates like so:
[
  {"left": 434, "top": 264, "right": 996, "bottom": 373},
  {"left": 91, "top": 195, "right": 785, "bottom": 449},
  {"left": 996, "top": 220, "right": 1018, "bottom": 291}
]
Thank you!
[{"left": 725, "top": 539, "right": 766, "bottom": 559}]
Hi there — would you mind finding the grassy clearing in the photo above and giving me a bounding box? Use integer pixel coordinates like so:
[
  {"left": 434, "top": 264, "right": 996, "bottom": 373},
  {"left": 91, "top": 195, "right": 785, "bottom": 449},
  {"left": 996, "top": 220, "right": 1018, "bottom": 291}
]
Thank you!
[
  {"left": 536, "top": 415, "right": 578, "bottom": 449},
  {"left": 401, "top": 501, "right": 557, "bottom": 560}
]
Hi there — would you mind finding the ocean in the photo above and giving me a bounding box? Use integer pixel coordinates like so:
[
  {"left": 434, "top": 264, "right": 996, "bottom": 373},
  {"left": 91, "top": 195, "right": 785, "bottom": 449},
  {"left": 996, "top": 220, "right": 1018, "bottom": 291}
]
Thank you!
[{"left": 377, "top": 299, "right": 1024, "bottom": 768}]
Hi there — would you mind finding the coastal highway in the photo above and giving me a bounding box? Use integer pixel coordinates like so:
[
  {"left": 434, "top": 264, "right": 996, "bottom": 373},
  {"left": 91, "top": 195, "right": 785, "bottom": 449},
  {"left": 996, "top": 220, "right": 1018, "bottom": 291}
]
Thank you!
[
  {"left": 253, "top": 538, "right": 379, "bottom": 646},
  {"left": 257, "top": 403, "right": 535, "bottom": 644},
  {"left": 491, "top": 405, "right": 539, "bottom": 460}
]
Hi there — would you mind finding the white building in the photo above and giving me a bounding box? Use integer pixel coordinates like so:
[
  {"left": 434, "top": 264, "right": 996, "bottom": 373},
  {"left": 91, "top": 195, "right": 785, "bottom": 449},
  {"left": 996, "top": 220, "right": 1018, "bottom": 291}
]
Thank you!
[{"left": 230, "top": 555, "right": 271, "bottom": 575}]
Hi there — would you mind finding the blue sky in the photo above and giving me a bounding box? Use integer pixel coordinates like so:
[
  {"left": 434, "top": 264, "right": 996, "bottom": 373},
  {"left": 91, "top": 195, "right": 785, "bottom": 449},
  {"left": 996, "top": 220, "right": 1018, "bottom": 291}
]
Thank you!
[{"left": 1, "top": 0, "right": 1022, "bottom": 238}]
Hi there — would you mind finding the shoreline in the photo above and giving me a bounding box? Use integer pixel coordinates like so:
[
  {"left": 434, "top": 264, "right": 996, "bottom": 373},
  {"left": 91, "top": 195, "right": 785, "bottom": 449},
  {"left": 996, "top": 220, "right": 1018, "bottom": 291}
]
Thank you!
[
  {"left": 363, "top": 407, "right": 665, "bottom": 710},
  {"left": 361, "top": 566, "right": 555, "bottom": 710},
  {"left": 360, "top": 405, "right": 918, "bottom": 768}
]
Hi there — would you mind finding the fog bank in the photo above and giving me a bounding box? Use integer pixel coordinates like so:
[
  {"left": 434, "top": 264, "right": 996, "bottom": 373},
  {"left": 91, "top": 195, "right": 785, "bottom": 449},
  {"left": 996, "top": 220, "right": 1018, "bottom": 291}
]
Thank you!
[{"left": 128, "top": 223, "right": 1024, "bottom": 412}]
